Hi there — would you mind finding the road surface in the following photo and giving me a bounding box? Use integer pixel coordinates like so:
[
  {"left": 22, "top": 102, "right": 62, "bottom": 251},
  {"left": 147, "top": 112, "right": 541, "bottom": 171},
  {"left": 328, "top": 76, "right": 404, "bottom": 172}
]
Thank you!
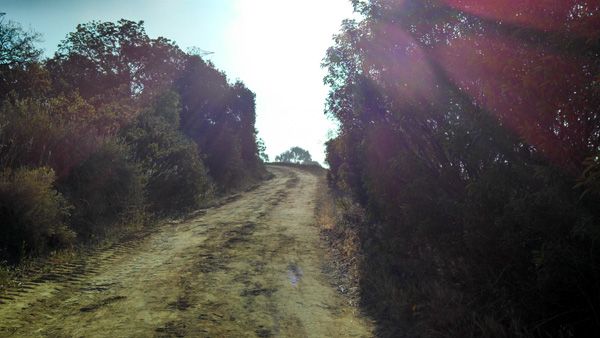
[{"left": 0, "top": 166, "right": 372, "bottom": 337}]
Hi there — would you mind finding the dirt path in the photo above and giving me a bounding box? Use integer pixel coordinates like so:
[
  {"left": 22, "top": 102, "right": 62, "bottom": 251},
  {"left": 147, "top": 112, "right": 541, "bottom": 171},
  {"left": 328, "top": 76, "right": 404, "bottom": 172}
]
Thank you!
[{"left": 0, "top": 166, "right": 373, "bottom": 337}]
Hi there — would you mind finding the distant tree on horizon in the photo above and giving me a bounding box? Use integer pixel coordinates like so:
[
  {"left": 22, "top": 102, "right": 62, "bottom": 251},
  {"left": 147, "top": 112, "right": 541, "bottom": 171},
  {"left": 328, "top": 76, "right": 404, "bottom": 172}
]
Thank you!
[
  {"left": 275, "top": 146, "right": 312, "bottom": 164},
  {"left": 257, "top": 138, "right": 269, "bottom": 162}
]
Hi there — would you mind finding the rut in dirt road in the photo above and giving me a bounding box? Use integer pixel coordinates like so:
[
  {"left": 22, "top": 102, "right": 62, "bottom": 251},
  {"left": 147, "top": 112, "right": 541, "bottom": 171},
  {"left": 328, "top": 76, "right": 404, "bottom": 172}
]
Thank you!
[{"left": 0, "top": 166, "right": 373, "bottom": 337}]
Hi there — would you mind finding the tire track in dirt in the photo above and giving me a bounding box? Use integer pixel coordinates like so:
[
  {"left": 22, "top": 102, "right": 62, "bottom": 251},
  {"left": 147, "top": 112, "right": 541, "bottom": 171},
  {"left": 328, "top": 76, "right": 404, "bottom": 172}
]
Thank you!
[{"left": 0, "top": 166, "right": 373, "bottom": 337}]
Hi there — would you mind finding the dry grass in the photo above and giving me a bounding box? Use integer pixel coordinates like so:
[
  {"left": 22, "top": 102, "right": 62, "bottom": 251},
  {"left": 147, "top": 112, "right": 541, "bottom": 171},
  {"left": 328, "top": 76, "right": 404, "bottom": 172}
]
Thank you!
[
  {"left": 314, "top": 174, "right": 364, "bottom": 307},
  {"left": 0, "top": 248, "right": 76, "bottom": 292},
  {"left": 312, "top": 173, "right": 537, "bottom": 337}
]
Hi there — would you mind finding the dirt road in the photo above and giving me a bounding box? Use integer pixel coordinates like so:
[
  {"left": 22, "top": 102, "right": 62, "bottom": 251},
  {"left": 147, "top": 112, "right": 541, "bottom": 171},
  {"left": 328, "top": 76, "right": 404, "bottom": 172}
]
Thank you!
[{"left": 0, "top": 166, "right": 373, "bottom": 337}]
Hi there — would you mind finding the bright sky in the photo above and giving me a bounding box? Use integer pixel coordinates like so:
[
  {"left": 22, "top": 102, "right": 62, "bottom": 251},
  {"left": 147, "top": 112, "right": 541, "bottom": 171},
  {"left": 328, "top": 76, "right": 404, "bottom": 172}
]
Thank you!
[{"left": 1, "top": 0, "right": 354, "bottom": 164}]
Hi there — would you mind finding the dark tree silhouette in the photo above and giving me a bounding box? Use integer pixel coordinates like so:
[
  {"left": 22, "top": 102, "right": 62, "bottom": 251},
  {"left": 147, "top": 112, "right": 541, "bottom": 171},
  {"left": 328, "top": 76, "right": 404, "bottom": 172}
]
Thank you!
[
  {"left": 324, "top": 0, "right": 600, "bottom": 336},
  {"left": 175, "top": 55, "right": 262, "bottom": 190}
]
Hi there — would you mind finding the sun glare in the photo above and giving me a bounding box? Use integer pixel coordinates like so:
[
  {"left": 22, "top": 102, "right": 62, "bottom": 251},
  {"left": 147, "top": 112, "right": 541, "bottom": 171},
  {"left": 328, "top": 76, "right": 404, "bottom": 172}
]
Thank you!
[{"left": 226, "top": 0, "right": 354, "bottom": 164}]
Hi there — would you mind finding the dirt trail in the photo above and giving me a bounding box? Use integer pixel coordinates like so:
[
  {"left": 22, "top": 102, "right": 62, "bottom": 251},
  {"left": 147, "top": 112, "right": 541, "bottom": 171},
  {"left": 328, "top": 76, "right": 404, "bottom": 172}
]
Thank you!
[{"left": 0, "top": 166, "right": 373, "bottom": 337}]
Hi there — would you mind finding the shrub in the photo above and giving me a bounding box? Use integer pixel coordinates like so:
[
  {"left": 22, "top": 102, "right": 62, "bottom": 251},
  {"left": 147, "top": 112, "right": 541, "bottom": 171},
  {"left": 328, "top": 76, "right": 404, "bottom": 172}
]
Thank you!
[
  {"left": 122, "top": 91, "right": 213, "bottom": 213},
  {"left": 0, "top": 167, "right": 74, "bottom": 263},
  {"left": 144, "top": 142, "right": 212, "bottom": 213},
  {"left": 62, "top": 141, "right": 145, "bottom": 240},
  {"left": 0, "top": 96, "right": 101, "bottom": 179}
]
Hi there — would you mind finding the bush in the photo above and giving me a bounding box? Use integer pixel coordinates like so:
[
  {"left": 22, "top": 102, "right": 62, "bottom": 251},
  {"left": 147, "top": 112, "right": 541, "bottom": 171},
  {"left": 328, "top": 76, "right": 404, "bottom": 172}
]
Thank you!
[
  {"left": 62, "top": 141, "right": 145, "bottom": 240},
  {"left": 0, "top": 167, "right": 74, "bottom": 263},
  {"left": 203, "top": 128, "right": 245, "bottom": 191},
  {"left": 144, "top": 142, "right": 212, "bottom": 213},
  {"left": 324, "top": 1, "right": 600, "bottom": 335},
  {"left": 0, "top": 96, "right": 101, "bottom": 179},
  {"left": 122, "top": 91, "right": 213, "bottom": 213}
]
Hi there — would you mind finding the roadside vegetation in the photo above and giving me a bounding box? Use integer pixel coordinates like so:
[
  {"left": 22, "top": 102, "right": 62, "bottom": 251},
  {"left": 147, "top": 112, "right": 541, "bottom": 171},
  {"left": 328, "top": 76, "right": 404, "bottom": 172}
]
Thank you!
[
  {"left": 323, "top": 1, "right": 600, "bottom": 337},
  {"left": 0, "top": 18, "right": 265, "bottom": 273}
]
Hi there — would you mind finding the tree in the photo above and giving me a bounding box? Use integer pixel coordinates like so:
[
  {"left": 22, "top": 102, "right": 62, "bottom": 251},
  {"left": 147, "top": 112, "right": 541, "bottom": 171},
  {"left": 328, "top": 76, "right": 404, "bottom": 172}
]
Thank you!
[
  {"left": 257, "top": 138, "right": 269, "bottom": 162},
  {"left": 275, "top": 147, "right": 312, "bottom": 164},
  {"left": 48, "top": 19, "right": 185, "bottom": 102},
  {"left": 121, "top": 91, "right": 212, "bottom": 213},
  {"left": 175, "top": 55, "right": 263, "bottom": 190},
  {"left": 0, "top": 15, "right": 41, "bottom": 65},
  {"left": 229, "top": 81, "right": 260, "bottom": 168},
  {"left": 0, "top": 16, "right": 49, "bottom": 100}
]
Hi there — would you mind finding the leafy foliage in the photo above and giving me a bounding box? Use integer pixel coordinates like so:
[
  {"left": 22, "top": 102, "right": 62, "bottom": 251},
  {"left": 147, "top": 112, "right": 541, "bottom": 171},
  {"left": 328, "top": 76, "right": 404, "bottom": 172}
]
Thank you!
[
  {"left": 0, "top": 18, "right": 49, "bottom": 101},
  {"left": 48, "top": 19, "right": 184, "bottom": 102},
  {"left": 62, "top": 141, "right": 145, "bottom": 240},
  {"left": 122, "top": 91, "right": 212, "bottom": 213},
  {"left": 324, "top": 0, "right": 600, "bottom": 336},
  {"left": 577, "top": 154, "right": 600, "bottom": 198},
  {"left": 275, "top": 146, "right": 313, "bottom": 164},
  {"left": 0, "top": 18, "right": 264, "bottom": 262},
  {"left": 0, "top": 17, "right": 42, "bottom": 65},
  {"left": 0, "top": 96, "right": 101, "bottom": 178},
  {"left": 0, "top": 167, "right": 74, "bottom": 263},
  {"left": 176, "top": 56, "right": 264, "bottom": 190},
  {"left": 257, "top": 138, "right": 269, "bottom": 162}
]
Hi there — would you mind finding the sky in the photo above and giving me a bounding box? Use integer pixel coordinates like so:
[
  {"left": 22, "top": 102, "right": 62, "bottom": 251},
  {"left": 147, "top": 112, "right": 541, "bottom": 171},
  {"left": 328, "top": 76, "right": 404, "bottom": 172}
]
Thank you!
[{"left": 1, "top": 0, "right": 355, "bottom": 164}]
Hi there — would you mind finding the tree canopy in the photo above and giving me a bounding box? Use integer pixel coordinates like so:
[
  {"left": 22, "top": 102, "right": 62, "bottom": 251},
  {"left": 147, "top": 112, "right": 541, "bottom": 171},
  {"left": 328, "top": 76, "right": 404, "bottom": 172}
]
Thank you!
[
  {"left": 275, "top": 147, "right": 313, "bottom": 164},
  {"left": 0, "top": 16, "right": 41, "bottom": 66},
  {"left": 0, "top": 16, "right": 48, "bottom": 100},
  {"left": 49, "top": 19, "right": 185, "bottom": 101}
]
